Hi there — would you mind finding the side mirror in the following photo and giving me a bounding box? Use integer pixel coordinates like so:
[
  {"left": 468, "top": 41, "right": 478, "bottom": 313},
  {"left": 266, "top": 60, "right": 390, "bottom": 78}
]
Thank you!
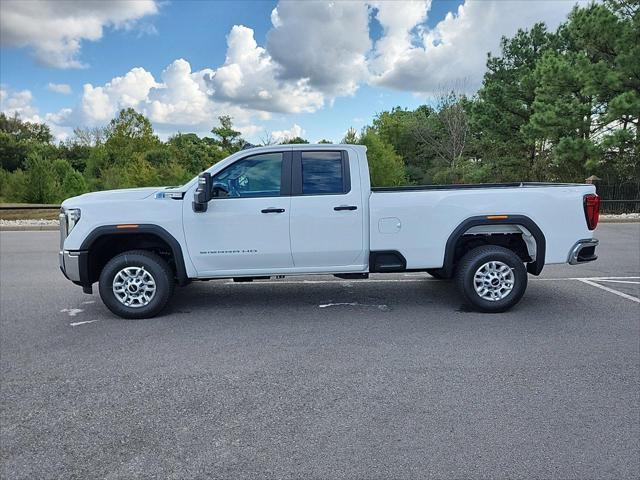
[{"left": 192, "top": 172, "right": 212, "bottom": 212}]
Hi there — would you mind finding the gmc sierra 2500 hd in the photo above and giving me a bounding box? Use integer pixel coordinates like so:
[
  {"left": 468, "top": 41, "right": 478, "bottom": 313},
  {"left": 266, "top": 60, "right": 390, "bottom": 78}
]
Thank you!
[{"left": 59, "top": 144, "right": 600, "bottom": 319}]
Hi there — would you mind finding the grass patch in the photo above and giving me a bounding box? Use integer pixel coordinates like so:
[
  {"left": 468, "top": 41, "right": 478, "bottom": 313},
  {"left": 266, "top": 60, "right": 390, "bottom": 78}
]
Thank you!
[{"left": 0, "top": 204, "right": 60, "bottom": 221}]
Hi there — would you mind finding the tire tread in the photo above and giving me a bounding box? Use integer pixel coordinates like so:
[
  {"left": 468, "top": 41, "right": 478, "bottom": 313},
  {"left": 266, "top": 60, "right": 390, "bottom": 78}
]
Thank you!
[
  {"left": 455, "top": 245, "right": 527, "bottom": 313},
  {"left": 98, "top": 250, "right": 174, "bottom": 319}
]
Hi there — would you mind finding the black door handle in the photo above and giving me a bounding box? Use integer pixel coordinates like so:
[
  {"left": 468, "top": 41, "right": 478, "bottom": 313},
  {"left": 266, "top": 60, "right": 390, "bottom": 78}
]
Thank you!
[
  {"left": 334, "top": 205, "right": 357, "bottom": 211},
  {"left": 261, "top": 208, "right": 285, "bottom": 213}
]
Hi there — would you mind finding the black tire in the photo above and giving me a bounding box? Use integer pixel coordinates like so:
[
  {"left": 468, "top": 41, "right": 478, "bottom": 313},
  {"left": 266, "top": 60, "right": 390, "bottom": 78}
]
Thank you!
[
  {"left": 456, "top": 245, "right": 527, "bottom": 313},
  {"left": 99, "top": 250, "right": 174, "bottom": 319},
  {"left": 426, "top": 268, "right": 449, "bottom": 280}
]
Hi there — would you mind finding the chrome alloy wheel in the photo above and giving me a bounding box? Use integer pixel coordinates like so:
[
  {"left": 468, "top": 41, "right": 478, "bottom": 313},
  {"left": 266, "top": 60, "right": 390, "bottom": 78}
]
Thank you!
[
  {"left": 112, "top": 266, "right": 157, "bottom": 307},
  {"left": 473, "top": 261, "right": 515, "bottom": 301}
]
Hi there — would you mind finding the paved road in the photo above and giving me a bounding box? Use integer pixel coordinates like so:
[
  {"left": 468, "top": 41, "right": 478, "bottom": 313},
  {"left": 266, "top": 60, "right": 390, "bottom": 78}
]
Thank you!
[{"left": 1, "top": 224, "right": 639, "bottom": 479}]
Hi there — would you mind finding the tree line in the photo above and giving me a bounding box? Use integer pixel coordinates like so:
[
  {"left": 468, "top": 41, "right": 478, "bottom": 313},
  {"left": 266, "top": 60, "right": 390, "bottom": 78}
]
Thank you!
[{"left": 0, "top": 0, "right": 637, "bottom": 204}]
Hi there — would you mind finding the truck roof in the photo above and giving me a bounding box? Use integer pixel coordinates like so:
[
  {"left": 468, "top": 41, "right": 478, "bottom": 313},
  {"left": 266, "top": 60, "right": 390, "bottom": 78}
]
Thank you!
[{"left": 241, "top": 143, "right": 366, "bottom": 152}]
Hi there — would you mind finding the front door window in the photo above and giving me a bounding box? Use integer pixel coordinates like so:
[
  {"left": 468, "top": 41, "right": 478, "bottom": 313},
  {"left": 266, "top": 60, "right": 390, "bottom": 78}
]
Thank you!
[{"left": 212, "top": 153, "right": 283, "bottom": 198}]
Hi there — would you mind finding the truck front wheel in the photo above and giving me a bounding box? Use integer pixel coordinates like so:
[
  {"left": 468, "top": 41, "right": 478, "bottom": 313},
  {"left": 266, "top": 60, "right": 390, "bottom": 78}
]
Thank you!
[
  {"left": 98, "top": 250, "right": 174, "bottom": 319},
  {"left": 456, "top": 245, "right": 527, "bottom": 313}
]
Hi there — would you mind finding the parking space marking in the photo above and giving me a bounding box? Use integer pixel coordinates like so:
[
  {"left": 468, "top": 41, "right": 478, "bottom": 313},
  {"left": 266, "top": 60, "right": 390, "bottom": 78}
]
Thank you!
[
  {"left": 577, "top": 279, "right": 640, "bottom": 304},
  {"left": 591, "top": 279, "right": 640, "bottom": 285},
  {"left": 319, "top": 302, "right": 389, "bottom": 310},
  {"left": 319, "top": 302, "right": 360, "bottom": 308},
  {"left": 69, "top": 320, "right": 99, "bottom": 327},
  {"left": 569, "top": 276, "right": 640, "bottom": 280},
  {"left": 60, "top": 308, "right": 84, "bottom": 317},
  {"left": 533, "top": 276, "right": 640, "bottom": 281}
]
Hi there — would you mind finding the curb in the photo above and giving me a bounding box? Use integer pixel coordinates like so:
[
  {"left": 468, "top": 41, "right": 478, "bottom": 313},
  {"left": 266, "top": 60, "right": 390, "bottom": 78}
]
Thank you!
[
  {"left": 1, "top": 225, "right": 60, "bottom": 231},
  {"left": 599, "top": 218, "right": 640, "bottom": 224}
]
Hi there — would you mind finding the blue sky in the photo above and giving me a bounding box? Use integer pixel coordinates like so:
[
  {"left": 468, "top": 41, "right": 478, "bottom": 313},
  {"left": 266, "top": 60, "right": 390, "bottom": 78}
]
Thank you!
[{"left": 0, "top": 0, "right": 581, "bottom": 143}]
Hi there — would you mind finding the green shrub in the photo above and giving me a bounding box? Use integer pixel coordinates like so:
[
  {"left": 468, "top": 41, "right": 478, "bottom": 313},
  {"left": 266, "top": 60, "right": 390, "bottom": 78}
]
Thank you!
[{"left": 25, "top": 154, "right": 57, "bottom": 203}]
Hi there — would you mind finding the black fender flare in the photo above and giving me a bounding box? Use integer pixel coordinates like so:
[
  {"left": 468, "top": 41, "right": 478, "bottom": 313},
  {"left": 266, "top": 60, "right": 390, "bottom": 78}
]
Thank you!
[
  {"left": 442, "top": 215, "right": 546, "bottom": 277},
  {"left": 79, "top": 224, "right": 189, "bottom": 286}
]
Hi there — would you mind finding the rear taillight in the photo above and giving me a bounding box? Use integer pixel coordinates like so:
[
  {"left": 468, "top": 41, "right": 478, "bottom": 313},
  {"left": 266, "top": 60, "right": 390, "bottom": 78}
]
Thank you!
[{"left": 583, "top": 193, "right": 600, "bottom": 230}]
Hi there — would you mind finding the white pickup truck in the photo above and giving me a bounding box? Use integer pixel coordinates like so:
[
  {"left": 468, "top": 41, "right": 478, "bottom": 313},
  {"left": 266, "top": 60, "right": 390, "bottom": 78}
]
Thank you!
[{"left": 59, "top": 144, "right": 600, "bottom": 318}]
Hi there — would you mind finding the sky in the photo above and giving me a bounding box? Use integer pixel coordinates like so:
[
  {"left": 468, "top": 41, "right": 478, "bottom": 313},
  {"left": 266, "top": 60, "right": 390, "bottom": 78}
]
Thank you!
[{"left": 0, "top": 0, "right": 585, "bottom": 144}]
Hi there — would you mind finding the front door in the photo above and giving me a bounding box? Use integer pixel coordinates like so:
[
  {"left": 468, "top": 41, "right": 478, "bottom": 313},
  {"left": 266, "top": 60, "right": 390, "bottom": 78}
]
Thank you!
[
  {"left": 183, "top": 151, "right": 294, "bottom": 276},
  {"left": 289, "top": 150, "right": 365, "bottom": 269}
]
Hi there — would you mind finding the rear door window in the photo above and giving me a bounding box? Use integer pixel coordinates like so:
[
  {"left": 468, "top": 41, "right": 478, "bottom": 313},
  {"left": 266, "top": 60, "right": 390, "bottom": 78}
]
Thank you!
[{"left": 301, "top": 151, "right": 345, "bottom": 195}]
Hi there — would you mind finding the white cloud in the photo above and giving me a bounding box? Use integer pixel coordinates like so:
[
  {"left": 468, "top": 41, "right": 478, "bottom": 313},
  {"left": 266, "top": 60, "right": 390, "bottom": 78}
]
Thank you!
[
  {"left": 47, "top": 83, "right": 72, "bottom": 95},
  {"left": 0, "top": 0, "right": 158, "bottom": 68},
  {"left": 370, "top": 0, "right": 582, "bottom": 94},
  {"left": 266, "top": 1, "right": 371, "bottom": 97},
  {"left": 146, "top": 59, "right": 213, "bottom": 125},
  {"left": 0, "top": 88, "right": 41, "bottom": 122},
  {"left": 4, "top": 0, "right": 583, "bottom": 142},
  {"left": 206, "top": 25, "right": 324, "bottom": 114},
  {"left": 0, "top": 87, "right": 73, "bottom": 139},
  {"left": 236, "top": 124, "right": 264, "bottom": 138},
  {"left": 203, "top": 0, "right": 580, "bottom": 111},
  {"left": 81, "top": 67, "right": 158, "bottom": 122},
  {"left": 272, "top": 124, "right": 305, "bottom": 142},
  {"left": 368, "top": 1, "right": 431, "bottom": 75},
  {"left": 44, "top": 59, "right": 262, "bottom": 140}
]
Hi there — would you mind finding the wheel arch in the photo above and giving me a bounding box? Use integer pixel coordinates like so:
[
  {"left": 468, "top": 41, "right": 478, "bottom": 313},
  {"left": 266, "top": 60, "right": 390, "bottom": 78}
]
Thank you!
[
  {"left": 78, "top": 224, "right": 189, "bottom": 288},
  {"left": 442, "top": 215, "right": 546, "bottom": 278}
]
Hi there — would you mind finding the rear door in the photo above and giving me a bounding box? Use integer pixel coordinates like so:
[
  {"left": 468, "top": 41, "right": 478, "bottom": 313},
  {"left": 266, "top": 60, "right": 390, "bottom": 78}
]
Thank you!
[{"left": 289, "top": 150, "right": 365, "bottom": 269}]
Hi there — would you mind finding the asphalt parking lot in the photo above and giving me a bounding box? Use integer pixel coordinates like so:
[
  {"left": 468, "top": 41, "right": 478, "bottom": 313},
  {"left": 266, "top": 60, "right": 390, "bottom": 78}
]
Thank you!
[{"left": 1, "top": 224, "right": 639, "bottom": 479}]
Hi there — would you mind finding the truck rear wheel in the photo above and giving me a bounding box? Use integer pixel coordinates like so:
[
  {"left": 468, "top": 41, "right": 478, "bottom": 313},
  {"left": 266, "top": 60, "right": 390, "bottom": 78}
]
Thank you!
[
  {"left": 456, "top": 245, "right": 527, "bottom": 313},
  {"left": 98, "top": 250, "right": 174, "bottom": 319}
]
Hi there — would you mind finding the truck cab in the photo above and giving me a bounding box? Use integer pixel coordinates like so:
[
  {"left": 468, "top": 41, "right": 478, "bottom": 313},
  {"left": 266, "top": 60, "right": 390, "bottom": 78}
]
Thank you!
[
  {"left": 59, "top": 144, "right": 599, "bottom": 318},
  {"left": 185, "top": 146, "right": 369, "bottom": 277}
]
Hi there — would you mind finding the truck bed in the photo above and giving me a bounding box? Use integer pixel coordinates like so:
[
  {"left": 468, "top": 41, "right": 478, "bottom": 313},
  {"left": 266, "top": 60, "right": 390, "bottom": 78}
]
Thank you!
[
  {"left": 371, "top": 182, "right": 588, "bottom": 192},
  {"left": 369, "top": 182, "right": 595, "bottom": 269}
]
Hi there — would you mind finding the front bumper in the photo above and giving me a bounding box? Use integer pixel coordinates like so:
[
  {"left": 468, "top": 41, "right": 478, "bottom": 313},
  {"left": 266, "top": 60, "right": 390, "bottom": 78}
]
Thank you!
[
  {"left": 59, "top": 209, "right": 79, "bottom": 282},
  {"left": 59, "top": 250, "right": 82, "bottom": 282},
  {"left": 568, "top": 238, "right": 599, "bottom": 265},
  {"left": 59, "top": 249, "right": 92, "bottom": 293},
  {"left": 59, "top": 209, "right": 92, "bottom": 293}
]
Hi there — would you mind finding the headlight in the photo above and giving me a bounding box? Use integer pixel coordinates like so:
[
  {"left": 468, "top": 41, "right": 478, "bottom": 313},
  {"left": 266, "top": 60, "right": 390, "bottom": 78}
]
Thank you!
[{"left": 66, "top": 208, "right": 81, "bottom": 233}]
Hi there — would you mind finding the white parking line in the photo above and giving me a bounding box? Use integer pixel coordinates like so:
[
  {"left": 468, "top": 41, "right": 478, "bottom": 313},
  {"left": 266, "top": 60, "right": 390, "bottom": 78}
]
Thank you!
[
  {"left": 319, "top": 302, "right": 389, "bottom": 310},
  {"left": 591, "top": 279, "right": 640, "bottom": 285},
  {"left": 569, "top": 276, "right": 640, "bottom": 280},
  {"left": 534, "top": 276, "right": 640, "bottom": 281},
  {"left": 69, "top": 320, "right": 99, "bottom": 327},
  {"left": 577, "top": 279, "right": 640, "bottom": 304}
]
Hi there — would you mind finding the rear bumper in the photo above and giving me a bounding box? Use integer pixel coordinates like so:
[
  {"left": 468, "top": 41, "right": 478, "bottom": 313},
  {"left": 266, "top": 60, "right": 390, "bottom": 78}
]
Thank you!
[{"left": 568, "top": 239, "right": 599, "bottom": 265}]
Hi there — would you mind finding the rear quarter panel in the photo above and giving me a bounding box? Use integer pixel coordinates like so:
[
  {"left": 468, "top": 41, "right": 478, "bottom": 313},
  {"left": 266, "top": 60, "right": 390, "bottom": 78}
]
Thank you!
[{"left": 370, "top": 184, "right": 596, "bottom": 269}]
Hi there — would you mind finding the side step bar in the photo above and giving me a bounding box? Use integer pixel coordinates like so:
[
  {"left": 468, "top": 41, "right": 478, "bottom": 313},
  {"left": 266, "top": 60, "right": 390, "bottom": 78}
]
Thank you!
[{"left": 334, "top": 273, "right": 369, "bottom": 280}]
